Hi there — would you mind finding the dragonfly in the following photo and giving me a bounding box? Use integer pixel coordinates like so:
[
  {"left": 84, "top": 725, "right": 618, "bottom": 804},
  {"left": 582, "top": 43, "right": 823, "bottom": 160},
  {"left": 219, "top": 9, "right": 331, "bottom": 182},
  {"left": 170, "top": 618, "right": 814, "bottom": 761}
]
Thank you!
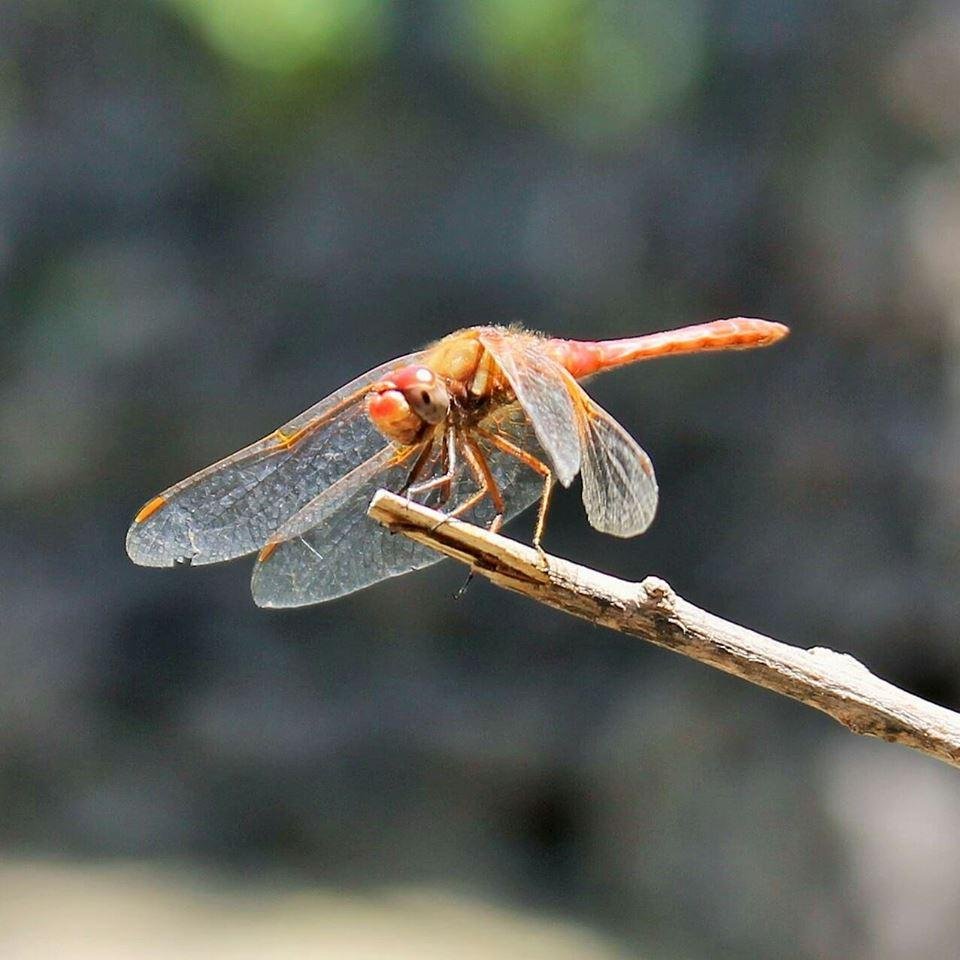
[{"left": 127, "top": 317, "right": 788, "bottom": 607}]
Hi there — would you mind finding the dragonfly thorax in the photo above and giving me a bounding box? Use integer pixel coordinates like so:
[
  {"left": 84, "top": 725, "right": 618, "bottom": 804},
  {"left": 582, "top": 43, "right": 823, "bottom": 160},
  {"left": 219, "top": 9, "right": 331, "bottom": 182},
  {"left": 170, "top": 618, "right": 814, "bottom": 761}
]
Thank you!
[{"left": 366, "top": 365, "right": 450, "bottom": 445}]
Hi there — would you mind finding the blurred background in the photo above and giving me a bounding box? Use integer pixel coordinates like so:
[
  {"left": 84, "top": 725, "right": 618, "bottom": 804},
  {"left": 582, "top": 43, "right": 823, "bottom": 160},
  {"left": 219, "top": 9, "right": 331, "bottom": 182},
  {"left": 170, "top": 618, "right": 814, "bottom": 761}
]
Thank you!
[{"left": 3, "top": 0, "right": 960, "bottom": 957}]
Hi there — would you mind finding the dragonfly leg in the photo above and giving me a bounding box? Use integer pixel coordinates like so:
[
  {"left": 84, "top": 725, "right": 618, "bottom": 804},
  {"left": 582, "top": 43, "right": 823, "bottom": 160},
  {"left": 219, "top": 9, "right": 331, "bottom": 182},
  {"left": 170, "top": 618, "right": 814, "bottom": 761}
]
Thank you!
[
  {"left": 406, "top": 427, "right": 458, "bottom": 503},
  {"left": 437, "top": 428, "right": 455, "bottom": 507},
  {"left": 474, "top": 427, "right": 553, "bottom": 552},
  {"left": 399, "top": 429, "right": 442, "bottom": 497},
  {"left": 440, "top": 432, "right": 505, "bottom": 533}
]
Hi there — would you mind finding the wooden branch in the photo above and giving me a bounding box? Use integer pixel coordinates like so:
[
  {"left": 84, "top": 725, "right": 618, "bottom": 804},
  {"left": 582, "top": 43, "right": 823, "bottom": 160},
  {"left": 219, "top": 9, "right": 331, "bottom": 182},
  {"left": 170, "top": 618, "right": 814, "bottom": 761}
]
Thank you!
[{"left": 368, "top": 490, "right": 960, "bottom": 771}]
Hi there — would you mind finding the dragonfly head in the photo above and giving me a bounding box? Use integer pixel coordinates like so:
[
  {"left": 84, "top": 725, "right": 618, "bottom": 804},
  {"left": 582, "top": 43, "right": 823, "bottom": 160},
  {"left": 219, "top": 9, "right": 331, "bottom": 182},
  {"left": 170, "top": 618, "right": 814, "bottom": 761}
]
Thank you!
[{"left": 366, "top": 365, "right": 450, "bottom": 445}]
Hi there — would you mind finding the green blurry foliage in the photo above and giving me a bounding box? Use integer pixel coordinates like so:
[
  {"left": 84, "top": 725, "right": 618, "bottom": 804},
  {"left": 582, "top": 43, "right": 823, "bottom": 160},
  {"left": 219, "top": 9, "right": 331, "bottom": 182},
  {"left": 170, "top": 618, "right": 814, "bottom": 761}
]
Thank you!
[
  {"left": 164, "top": 0, "right": 705, "bottom": 145},
  {"left": 165, "top": 0, "right": 388, "bottom": 73},
  {"left": 458, "top": 0, "right": 706, "bottom": 143}
]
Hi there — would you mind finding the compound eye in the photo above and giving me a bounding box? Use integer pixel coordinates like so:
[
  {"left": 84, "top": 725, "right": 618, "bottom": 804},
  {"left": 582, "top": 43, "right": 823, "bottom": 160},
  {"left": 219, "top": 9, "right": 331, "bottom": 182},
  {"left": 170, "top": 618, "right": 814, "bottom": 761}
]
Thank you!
[
  {"left": 405, "top": 374, "right": 449, "bottom": 425},
  {"left": 379, "top": 365, "right": 450, "bottom": 426}
]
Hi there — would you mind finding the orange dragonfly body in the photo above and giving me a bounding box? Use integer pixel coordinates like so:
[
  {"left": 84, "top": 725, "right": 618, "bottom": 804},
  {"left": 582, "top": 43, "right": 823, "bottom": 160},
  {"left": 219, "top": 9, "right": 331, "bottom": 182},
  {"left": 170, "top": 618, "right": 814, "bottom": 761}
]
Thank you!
[{"left": 127, "top": 317, "right": 787, "bottom": 606}]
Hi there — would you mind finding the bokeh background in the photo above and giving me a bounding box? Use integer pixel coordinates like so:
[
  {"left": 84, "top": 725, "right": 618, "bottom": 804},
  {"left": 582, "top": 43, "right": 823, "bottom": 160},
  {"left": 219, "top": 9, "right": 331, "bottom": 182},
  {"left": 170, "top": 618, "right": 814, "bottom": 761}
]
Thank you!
[{"left": 3, "top": 1, "right": 960, "bottom": 957}]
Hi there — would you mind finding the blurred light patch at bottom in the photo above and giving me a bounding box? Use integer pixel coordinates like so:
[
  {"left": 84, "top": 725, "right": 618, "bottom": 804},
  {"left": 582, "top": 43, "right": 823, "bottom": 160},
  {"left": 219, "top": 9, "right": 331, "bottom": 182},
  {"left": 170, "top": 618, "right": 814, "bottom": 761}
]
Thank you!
[{"left": 0, "top": 861, "right": 624, "bottom": 960}]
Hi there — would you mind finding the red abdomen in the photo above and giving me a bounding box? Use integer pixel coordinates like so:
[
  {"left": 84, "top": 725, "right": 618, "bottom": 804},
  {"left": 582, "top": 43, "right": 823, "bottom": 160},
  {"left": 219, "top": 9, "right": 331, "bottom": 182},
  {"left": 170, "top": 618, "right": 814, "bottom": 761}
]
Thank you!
[{"left": 548, "top": 317, "right": 789, "bottom": 380}]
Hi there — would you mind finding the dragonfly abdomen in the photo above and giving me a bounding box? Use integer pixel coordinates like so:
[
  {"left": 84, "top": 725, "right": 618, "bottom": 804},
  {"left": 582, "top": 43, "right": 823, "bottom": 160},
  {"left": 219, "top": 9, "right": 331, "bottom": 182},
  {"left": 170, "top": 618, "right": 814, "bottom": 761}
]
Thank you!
[{"left": 551, "top": 317, "right": 788, "bottom": 379}]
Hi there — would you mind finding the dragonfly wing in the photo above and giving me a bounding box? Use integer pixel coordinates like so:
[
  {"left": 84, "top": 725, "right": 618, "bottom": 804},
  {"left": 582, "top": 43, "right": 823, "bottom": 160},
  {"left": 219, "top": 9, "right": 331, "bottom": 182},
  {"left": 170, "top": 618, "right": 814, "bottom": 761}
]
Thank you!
[
  {"left": 573, "top": 385, "right": 658, "bottom": 537},
  {"left": 477, "top": 400, "right": 549, "bottom": 515},
  {"left": 251, "top": 446, "right": 438, "bottom": 607},
  {"left": 478, "top": 330, "right": 581, "bottom": 487},
  {"left": 252, "top": 405, "right": 547, "bottom": 607},
  {"left": 126, "top": 350, "right": 427, "bottom": 567}
]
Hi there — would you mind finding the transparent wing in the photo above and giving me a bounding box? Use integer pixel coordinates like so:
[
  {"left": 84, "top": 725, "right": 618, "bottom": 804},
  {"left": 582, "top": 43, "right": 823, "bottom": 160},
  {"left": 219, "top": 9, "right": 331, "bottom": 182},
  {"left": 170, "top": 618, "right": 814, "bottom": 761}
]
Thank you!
[
  {"left": 572, "top": 383, "right": 659, "bottom": 537},
  {"left": 478, "top": 330, "right": 581, "bottom": 487},
  {"left": 475, "top": 401, "right": 550, "bottom": 528},
  {"left": 250, "top": 446, "right": 431, "bottom": 607},
  {"left": 251, "top": 404, "right": 546, "bottom": 608},
  {"left": 126, "top": 350, "right": 427, "bottom": 567}
]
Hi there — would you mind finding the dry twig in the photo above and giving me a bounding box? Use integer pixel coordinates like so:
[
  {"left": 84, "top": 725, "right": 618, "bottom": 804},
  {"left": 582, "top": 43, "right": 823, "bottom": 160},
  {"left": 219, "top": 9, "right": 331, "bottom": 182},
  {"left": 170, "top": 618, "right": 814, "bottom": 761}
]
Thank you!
[{"left": 368, "top": 490, "right": 960, "bottom": 771}]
